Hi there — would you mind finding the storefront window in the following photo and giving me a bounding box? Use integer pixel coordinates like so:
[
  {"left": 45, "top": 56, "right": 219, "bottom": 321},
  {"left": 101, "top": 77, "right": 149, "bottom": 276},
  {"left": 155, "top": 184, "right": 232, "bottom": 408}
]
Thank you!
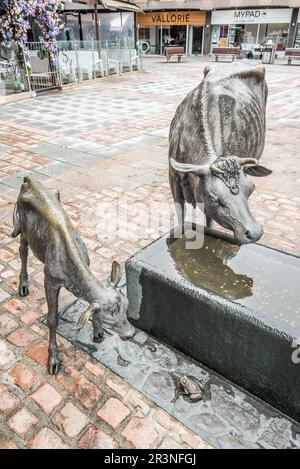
[
  {"left": 213, "top": 22, "right": 289, "bottom": 51},
  {"left": 138, "top": 26, "right": 157, "bottom": 54},
  {"left": 65, "top": 13, "right": 81, "bottom": 41},
  {"left": 120, "top": 13, "right": 134, "bottom": 48},
  {"left": 99, "top": 12, "right": 134, "bottom": 48},
  {"left": 228, "top": 24, "right": 258, "bottom": 47},
  {"left": 81, "top": 13, "right": 95, "bottom": 42},
  {"left": 264, "top": 23, "right": 289, "bottom": 50},
  {"left": 100, "top": 13, "right": 121, "bottom": 47},
  {"left": 219, "top": 25, "right": 229, "bottom": 47},
  {"left": 294, "top": 24, "right": 300, "bottom": 47}
]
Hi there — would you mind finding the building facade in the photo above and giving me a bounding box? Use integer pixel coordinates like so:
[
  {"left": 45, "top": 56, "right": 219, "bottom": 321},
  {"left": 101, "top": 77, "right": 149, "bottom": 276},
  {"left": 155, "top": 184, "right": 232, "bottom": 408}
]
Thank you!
[
  {"left": 29, "top": 1, "right": 300, "bottom": 54},
  {"left": 135, "top": 1, "right": 300, "bottom": 55}
]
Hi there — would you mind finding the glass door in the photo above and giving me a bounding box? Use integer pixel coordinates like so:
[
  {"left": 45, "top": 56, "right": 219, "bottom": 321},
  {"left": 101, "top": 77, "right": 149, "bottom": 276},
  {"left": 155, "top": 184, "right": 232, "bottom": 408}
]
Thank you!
[{"left": 192, "top": 26, "right": 203, "bottom": 55}]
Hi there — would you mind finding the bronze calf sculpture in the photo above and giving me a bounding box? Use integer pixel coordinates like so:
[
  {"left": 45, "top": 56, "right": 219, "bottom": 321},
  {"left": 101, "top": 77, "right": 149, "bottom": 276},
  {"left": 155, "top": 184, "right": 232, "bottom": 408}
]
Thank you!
[{"left": 12, "top": 177, "right": 135, "bottom": 374}]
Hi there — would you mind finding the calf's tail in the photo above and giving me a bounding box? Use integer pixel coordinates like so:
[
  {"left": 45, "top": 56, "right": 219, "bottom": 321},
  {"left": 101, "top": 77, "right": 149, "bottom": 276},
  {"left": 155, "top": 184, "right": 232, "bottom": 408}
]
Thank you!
[{"left": 11, "top": 202, "right": 21, "bottom": 238}]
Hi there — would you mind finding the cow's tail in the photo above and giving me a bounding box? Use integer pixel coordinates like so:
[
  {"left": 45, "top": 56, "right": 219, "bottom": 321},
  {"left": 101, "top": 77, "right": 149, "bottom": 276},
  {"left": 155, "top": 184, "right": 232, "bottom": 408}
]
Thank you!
[{"left": 11, "top": 202, "right": 21, "bottom": 238}]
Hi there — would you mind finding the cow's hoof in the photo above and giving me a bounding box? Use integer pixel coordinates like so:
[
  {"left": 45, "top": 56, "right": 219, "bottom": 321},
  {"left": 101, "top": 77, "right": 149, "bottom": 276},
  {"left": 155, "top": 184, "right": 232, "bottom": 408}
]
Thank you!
[
  {"left": 19, "top": 283, "right": 29, "bottom": 297},
  {"left": 48, "top": 355, "right": 60, "bottom": 375}
]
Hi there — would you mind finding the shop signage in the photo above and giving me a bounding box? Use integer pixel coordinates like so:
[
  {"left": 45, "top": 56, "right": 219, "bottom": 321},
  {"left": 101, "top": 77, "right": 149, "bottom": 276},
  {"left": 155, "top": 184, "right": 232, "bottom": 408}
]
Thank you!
[
  {"left": 137, "top": 11, "right": 206, "bottom": 27},
  {"left": 212, "top": 8, "right": 292, "bottom": 25}
]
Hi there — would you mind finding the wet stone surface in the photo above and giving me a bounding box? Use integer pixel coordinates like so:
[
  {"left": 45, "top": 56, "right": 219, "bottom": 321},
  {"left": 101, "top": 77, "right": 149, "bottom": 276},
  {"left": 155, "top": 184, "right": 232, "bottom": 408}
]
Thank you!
[{"left": 56, "top": 299, "right": 300, "bottom": 449}]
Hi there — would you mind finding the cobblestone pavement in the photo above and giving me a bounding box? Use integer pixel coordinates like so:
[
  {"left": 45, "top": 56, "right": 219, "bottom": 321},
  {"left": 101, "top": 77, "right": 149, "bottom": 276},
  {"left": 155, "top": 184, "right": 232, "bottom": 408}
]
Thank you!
[{"left": 0, "top": 57, "right": 300, "bottom": 449}]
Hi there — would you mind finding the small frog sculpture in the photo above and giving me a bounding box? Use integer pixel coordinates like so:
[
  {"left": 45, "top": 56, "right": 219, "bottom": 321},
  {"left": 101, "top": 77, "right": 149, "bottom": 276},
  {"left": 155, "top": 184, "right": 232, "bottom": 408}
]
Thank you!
[{"left": 173, "top": 374, "right": 204, "bottom": 403}]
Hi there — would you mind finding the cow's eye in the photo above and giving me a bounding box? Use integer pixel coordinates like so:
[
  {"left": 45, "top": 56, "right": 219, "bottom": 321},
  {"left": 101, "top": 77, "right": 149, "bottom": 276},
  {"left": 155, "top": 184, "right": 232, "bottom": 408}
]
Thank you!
[{"left": 209, "top": 190, "right": 221, "bottom": 207}]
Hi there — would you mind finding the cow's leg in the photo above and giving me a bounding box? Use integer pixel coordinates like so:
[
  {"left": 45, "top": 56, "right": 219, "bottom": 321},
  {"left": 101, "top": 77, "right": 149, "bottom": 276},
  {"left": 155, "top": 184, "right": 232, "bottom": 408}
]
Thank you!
[
  {"left": 92, "top": 313, "right": 104, "bottom": 343},
  {"left": 19, "top": 235, "right": 29, "bottom": 297},
  {"left": 170, "top": 172, "right": 185, "bottom": 236},
  {"left": 45, "top": 273, "right": 61, "bottom": 374}
]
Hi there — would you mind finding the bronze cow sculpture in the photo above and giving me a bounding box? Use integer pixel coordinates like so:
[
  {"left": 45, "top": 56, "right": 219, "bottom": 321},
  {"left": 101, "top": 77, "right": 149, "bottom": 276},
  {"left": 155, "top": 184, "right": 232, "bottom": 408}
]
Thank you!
[
  {"left": 12, "top": 177, "right": 135, "bottom": 374},
  {"left": 169, "top": 64, "right": 272, "bottom": 244}
]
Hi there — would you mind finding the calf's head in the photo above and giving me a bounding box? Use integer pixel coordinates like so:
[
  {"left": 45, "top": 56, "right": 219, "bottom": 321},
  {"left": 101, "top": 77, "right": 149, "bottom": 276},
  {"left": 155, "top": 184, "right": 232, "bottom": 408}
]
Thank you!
[
  {"left": 75, "top": 261, "right": 135, "bottom": 339},
  {"left": 170, "top": 156, "right": 272, "bottom": 244}
]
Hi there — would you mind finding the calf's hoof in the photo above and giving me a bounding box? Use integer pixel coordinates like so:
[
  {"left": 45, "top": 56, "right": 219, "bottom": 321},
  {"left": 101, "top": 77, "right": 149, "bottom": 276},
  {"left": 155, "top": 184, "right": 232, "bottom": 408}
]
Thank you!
[
  {"left": 93, "top": 333, "right": 104, "bottom": 343},
  {"left": 48, "top": 354, "right": 60, "bottom": 375},
  {"left": 19, "top": 282, "right": 29, "bottom": 297}
]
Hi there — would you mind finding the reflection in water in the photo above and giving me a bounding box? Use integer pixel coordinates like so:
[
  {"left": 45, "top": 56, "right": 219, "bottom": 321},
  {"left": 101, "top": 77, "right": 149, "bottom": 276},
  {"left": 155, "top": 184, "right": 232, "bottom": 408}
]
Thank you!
[
  {"left": 167, "top": 234, "right": 254, "bottom": 300},
  {"left": 139, "top": 229, "right": 300, "bottom": 332}
]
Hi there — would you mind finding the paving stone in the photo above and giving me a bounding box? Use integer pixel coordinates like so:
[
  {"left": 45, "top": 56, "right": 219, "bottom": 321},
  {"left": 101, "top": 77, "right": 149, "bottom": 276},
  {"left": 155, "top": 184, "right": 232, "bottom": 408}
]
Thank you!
[
  {"left": 84, "top": 361, "right": 105, "bottom": 378},
  {"left": 0, "top": 288, "right": 9, "bottom": 303},
  {"left": 97, "top": 397, "right": 130, "bottom": 428},
  {"left": 7, "top": 328, "right": 36, "bottom": 347},
  {"left": 0, "top": 440, "right": 19, "bottom": 449},
  {"left": 20, "top": 311, "right": 40, "bottom": 325},
  {"left": 106, "top": 378, "right": 127, "bottom": 397},
  {"left": 30, "top": 383, "right": 63, "bottom": 414},
  {"left": 0, "top": 383, "right": 20, "bottom": 414},
  {"left": 78, "top": 427, "right": 119, "bottom": 449},
  {"left": 126, "top": 392, "right": 150, "bottom": 416},
  {"left": 4, "top": 299, "right": 27, "bottom": 316},
  {"left": 29, "top": 427, "right": 68, "bottom": 449},
  {"left": 9, "top": 364, "right": 41, "bottom": 392},
  {"left": 56, "top": 366, "right": 102, "bottom": 409},
  {"left": 121, "top": 417, "right": 158, "bottom": 449},
  {"left": 26, "top": 341, "right": 48, "bottom": 368},
  {"left": 0, "top": 314, "right": 19, "bottom": 336},
  {"left": 0, "top": 339, "right": 17, "bottom": 370},
  {"left": 53, "top": 403, "right": 89, "bottom": 437},
  {"left": 8, "top": 407, "right": 38, "bottom": 437}
]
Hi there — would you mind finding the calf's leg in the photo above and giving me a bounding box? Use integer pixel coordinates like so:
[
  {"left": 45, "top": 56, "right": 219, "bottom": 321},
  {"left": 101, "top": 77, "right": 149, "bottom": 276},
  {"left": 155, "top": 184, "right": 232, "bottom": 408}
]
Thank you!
[
  {"left": 45, "top": 273, "right": 61, "bottom": 374},
  {"left": 92, "top": 313, "right": 104, "bottom": 343},
  {"left": 19, "top": 235, "right": 29, "bottom": 297}
]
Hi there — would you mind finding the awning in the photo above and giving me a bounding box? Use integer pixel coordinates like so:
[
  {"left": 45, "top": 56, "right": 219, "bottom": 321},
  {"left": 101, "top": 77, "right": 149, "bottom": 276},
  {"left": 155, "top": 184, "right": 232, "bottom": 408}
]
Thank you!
[
  {"left": 63, "top": 0, "right": 143, "bottom": 12},
  {"left": 101, "top": 0, "right": 143, "bottom": 13}
]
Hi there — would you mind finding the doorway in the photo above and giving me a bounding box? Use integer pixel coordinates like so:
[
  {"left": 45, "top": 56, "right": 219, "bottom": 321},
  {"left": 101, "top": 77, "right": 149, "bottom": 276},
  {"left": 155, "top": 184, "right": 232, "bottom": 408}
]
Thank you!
[
  {"left": 160, "top": 25, "right": 187, "bottom": 54},
  {"left": 191, "top": 26, "right": 203, "bottom": 54}
]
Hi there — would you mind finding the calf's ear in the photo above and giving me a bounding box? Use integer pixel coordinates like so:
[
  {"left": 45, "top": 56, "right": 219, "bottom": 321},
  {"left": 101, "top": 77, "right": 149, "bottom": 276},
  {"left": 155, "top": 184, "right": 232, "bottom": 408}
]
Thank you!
[
  {"left": 244, "top": 165, "right": 272, "bottom": 177},
  {"left": 73, "top": 302, "right": 100, "bottom": 330}
]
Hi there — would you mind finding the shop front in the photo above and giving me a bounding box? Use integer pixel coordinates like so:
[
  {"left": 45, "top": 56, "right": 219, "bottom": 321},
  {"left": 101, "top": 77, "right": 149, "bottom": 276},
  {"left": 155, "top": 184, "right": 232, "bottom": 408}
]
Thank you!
[
  {"left": 136, "top": 10, "right": 206, "bottom": 55},
  {"left": 211, "top": 8, "right": 292, "bottom": 57}
]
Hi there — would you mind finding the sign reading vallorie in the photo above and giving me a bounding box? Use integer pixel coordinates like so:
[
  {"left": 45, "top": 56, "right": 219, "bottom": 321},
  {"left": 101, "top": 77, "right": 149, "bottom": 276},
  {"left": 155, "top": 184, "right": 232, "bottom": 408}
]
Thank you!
[{"left": 137, "top": 11, "right": 206, "bottom": 27}]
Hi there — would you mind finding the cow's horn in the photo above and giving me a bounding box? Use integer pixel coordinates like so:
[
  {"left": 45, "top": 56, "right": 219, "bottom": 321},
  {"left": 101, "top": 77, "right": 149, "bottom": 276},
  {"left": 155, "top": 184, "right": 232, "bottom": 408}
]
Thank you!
[
  {"left": 170, "top": 158, "right": 210, "bottom": 176},
  {"left": 210, "top": 164, "right": 224, "bottom": 175},
  {"left": 240, "top": 158, "right": 258, "bottom": 166}
]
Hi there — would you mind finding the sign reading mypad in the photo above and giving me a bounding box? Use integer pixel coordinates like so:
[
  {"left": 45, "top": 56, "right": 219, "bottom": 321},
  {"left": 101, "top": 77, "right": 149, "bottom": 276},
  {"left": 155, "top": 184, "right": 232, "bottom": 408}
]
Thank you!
[{"left": 212, "top": 8, "right": 292, "bottom": 25}]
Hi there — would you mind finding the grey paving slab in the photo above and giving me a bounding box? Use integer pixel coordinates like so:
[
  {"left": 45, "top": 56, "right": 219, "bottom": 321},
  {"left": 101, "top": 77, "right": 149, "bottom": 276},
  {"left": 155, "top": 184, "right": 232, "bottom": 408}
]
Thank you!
[
  {"left": 23, "top": 142, "right": 102, "bottom": 166},
  {"left": 0, "top": 143, "right": 11, "bottom": 153},
  {"left": 1, "top": 170, "right": 49, "bottom": 189}
]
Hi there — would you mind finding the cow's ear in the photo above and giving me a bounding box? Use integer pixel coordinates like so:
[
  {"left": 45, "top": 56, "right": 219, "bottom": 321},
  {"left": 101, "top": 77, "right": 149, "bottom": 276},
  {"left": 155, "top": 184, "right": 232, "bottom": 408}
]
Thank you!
[{"left": 244, "top": 165, "right": 272, "bottom": 177}]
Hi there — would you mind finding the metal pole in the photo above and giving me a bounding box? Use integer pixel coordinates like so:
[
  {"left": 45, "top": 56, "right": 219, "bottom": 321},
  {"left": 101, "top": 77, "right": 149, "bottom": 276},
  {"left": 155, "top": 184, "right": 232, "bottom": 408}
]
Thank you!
[
  {"left": 21, "top": 45, "right": 32, "bottom": 93},
  {"left": 106, "top": 40, "right": 109, "bottom": 76},
  {"left": 186, "top": 25, "right": 189, "bottom": 55},
  {"left": 92, "top": 40, "right": 96, "bottom": 79},
  {"left": 119, "top": 38, "right": 122, "bottom": 75},
  {"left": 75, "top": 40, "right": 81, "bottom": 82},
  {"left": 94, "top": 4, "right": 100, "bottom": 42}
]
